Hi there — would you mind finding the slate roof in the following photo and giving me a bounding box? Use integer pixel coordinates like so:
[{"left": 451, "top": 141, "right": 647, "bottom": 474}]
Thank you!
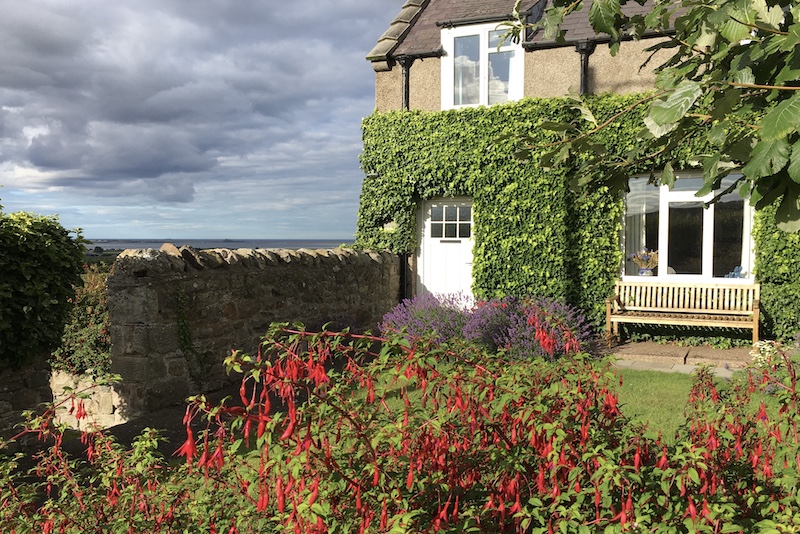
[
  {"left": 367, "top": 0, "right": 664, "bottom": 70},
  {"left": 526, "top": 0, "right": 661, "bottom": 46}
]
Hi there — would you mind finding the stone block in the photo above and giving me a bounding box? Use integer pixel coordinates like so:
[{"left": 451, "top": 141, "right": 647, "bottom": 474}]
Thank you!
[
  {"left": 111, "top": 324, "right": 150, "bottom": 357},
  {"left": 166, "top": 358, "right": 188, "bottom": 378},
  {"left": 25, "top": 370, "right": 51, "bottom": 390},
  {"left": 109, "top": 356, "right": 150, "bottom": 382},
  {"left": 11, "top": 388, "right": 43, "bottom": 411}
]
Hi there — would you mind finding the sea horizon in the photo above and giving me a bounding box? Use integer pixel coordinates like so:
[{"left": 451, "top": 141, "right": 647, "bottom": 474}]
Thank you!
[{"left": 86, "top": 238, "right": 352, "bottom": 251}]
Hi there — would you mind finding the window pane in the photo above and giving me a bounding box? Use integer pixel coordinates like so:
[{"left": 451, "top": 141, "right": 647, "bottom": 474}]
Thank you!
[
  {"left": 444, "top": 206, "right": 458, "bottom": 221},
  {"left": 459, "top": 223, "right": 471, "bottom": 238},
  {"left": 624, "top": 180, "right": 659, "bottom": 276},
  {"left": 713, "top": 195, "right": 744, "bottom": 277},
  {"left": 488, "top": 51, "right": 512, "bottom": 105},
  {"left": 445, "top": 223, "right": 457, "bottom": 238},
  {"left": 668, "top": 202, "right": 703, "bottom": 274},
  {"left": 454, "top": 35, "right": 480, "bottom": 105},
  {"left": 431, "top": 206, "right": 443, "bottom": 221},
  {"left": 431, "top": 223, "right": 443, "bottom": 238},
  {"left": 671, "top": 177, "right": 705, "bottom": 191},
  {"left": 488, "top": 30, "right": 506, "bottom": 48},
  {"left": 459, "top": 206, "right": 471, "bottom": 221}
]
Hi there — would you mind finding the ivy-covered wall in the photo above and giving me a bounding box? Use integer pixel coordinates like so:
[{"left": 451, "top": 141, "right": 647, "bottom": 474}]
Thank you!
[
  {"left": 356, "top": 93, "right": 796, "bottom": 334},
  {"left": 356, "top": 96, "right": 647, "bottom": 325},
  {"left": 754, "top": 205, "right": 800, "bottom": 341}
]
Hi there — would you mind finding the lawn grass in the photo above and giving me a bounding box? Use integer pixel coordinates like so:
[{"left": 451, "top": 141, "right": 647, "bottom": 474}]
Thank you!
[{"left": 615, "top": 368, "right": 696, "bottom": 443}]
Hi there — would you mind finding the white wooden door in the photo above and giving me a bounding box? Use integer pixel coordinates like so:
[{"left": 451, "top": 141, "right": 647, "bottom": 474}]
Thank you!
[{"left": 417, "top": 199, "right": 474, "bottom": 297}]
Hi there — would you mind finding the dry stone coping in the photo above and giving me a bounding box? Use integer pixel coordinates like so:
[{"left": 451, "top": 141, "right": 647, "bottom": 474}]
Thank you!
[{"left": 112, "top": 246, "right": 387, "bottom": 276}]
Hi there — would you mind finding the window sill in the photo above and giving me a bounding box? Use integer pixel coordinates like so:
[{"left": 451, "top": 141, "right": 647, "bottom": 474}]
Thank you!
[{"left": 620, "top": 275, "right": 755, "bottom": 284}]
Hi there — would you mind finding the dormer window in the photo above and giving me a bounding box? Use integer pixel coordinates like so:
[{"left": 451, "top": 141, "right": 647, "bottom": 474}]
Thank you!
[{"left": 441, "top": 23, "right": 524, "bottom": 109}]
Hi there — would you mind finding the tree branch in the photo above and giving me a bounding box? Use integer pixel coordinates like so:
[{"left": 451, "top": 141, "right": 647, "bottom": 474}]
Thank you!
[
  {"left": 535, "top": 91, "right": 667, "bottom": 150},
  {"left": 729, "top": 16, "right": 788, "bottom": 36},
  {"left": 730, "top": 82, "right": 800, "bottom": 91}
]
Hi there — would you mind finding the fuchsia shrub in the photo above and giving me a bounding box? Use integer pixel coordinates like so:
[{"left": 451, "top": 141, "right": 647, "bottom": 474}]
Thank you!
[{"left": 1, "top": 326, "right": 800, "bottom": 532}]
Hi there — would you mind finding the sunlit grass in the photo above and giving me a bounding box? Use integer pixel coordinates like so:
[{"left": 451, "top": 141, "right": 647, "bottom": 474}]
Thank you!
[
  {"left": 616, "top": 368, "right": 696, "bottom": 443},
  {"left": 616, "top": 366, "right": 784, "bottom": 446}
]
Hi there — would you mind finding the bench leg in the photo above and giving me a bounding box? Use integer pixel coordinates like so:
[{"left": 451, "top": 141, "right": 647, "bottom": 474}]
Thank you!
[{"left": 606, "top": 321, "right": 620, "bottom": 347}]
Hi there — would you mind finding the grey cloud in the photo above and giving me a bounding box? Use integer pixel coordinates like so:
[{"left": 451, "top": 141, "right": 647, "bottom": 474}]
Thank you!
[
  {"left": 86, "top": 123, "right": 218, "bottom": 179},
  {"left": 0, "top": 0, "right": 401, "bottom": 237},
  {"left": 27, "top": 134, "right": 90, "bottom": 169}
]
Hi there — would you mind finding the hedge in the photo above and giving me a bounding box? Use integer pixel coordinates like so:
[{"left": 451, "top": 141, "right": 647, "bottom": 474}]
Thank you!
[
  {"left": 753, "top": 204, "right": 800, "bottom": 341},
  {"left": 0, "top": 209, "right": 85, "bottom": 368}
]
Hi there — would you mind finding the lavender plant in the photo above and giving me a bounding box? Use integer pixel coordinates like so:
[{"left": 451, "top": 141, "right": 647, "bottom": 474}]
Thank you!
[
  {"left": 496, "top": 297, "right": 593, "bottom": 361},
  {"left": 380, "top": 292, "right": 471, "bottom": 344},
  {"left": 382, "top": 293, "right": 593, "bottom": 360},
  {"left": 462, "top": 297, "right": 519, "bottom": 350}
]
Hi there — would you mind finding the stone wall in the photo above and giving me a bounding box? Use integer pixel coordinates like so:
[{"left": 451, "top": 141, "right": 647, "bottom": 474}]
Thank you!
[
  {"left": 50, "top": 371, "right": 127, "bottom": 430},
  {"left": 0, "top": 353, "right": 52, "bottom": 446},
  {"left": 105, "top": 245, "right": 401, "bottom": 419}
]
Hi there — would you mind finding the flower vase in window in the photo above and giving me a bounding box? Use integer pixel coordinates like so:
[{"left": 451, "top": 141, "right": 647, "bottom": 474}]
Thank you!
[{"left": 629, "top": 249, "right": 658, "bottom": 276}]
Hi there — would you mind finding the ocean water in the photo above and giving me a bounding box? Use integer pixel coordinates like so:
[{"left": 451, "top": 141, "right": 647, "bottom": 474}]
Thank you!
[{"left": 86, "top": 238, "right": 351, "bottom": 251}]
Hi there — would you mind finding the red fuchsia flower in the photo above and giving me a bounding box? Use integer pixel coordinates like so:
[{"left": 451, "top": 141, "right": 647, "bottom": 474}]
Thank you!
[
  {"left": 174, "top": 427, "right": 198, "bottom": 466},
  {"left": 686, "top": 498, "right": 698, "bottom": 521},
  {"left": 656, "top": 446, "right": 669, "bottom": 469}
]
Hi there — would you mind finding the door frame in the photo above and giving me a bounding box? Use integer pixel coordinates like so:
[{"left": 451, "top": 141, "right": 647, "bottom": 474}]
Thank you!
[{"left": 415, "top": 197, "right": 474, "bottom": 297}]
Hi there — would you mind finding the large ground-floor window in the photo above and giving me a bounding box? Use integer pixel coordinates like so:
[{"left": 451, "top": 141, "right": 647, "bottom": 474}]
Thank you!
[{"left": 623, "top": 174, "right": 754, "bottom": 280}]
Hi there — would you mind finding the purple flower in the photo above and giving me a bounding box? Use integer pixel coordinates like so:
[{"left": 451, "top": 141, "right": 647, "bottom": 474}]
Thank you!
[{"left": 380, "top": 293, "right": 471, "bottom": 344}]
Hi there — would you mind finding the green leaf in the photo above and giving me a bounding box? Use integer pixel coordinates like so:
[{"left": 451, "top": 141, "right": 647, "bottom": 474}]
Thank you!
[
  {"left": 588, "top": 0, "right": 621, "bottom": 38},
  {"left": 649, "top": 81, "right": 702, "bottom": 126},
  {"left": 789, "top": 139, "right": 800, "bottom": 183},
  {"left": 571, "top": 101, "right": 598, "bottom": 126},
  {"left": 760, "top": 95, "right": 800, "bottom": 141},
  {"left": 707, "top": 123, "right": 727, "bottom": 146},
  {"left": 733, "top": 67, "right": 755, "bottom": 85},
  {"left": 743, "top": 138, "right": 790, "bottom": 178},
  {"left": 776, "top": 186, "right": 800, "bottom": 232},
  {"left": 661, "top": 162, "right": 676, "bottom": 187},
  {"left": 720, "top": 8, "right": 755, "bottom": 43},
  {"left": 780, "top": 23, "right": 800, "bottom": 51},
  {"left": 644, "top": 115, "right": 677, "bottom": 138},
  {"left": 753, "top": 0, "right": 784, "bottom": 29}
]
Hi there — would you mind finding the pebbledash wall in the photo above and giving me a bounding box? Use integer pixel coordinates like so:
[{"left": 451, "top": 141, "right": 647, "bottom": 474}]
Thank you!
[{"left": 58, "top": 244, "right": 401, "bottom": 427}]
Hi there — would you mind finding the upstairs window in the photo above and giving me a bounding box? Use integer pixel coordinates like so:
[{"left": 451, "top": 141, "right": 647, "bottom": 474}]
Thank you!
[
  {"left": 441, "top": 23, "right": 524, "bottom": 109},
  {"left": 623, "top": 174, "right": 754, "bottom": 280}
]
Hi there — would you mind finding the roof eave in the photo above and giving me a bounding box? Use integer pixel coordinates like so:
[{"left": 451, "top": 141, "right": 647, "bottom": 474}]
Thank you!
[{"left": 366, "top": 0, "right": 429, "bottom": 72}]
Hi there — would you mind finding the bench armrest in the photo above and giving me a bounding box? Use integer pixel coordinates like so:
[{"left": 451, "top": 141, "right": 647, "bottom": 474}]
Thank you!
[{"left": 605, "top": 295, "right": 622, "bottom": 313}]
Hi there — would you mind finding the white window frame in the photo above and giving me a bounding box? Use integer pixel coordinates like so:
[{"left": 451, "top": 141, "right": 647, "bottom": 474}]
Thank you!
[
  {"left": 440, "top": 22, "right": 524, "bottom": 110},
  {"left": 622, "top": 174, "right": 755, "bottom": 283}
]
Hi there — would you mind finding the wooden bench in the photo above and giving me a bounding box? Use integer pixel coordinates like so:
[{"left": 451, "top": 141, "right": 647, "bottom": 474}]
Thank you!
[{"left": 606, "top": 281, "right": 760, "bottom": 345}]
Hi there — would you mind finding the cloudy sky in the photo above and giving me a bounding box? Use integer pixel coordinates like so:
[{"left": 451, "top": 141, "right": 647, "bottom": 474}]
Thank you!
[{"left": 0, "top": 0, "right": 400, "bottom": 240}]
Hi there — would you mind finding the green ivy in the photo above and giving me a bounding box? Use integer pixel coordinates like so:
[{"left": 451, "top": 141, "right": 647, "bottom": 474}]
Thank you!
[
  {"left": 356, "top": 94, "right": 711, "bottom": 326},
  {"left": 754, "top": 204, "right": 800, "bottom": 341},
  {"left": 51, "top": 263, "right": 112, "bottom": 376},
  {"left": 0, "top": 210, "right": 85, "bottom": 368}
]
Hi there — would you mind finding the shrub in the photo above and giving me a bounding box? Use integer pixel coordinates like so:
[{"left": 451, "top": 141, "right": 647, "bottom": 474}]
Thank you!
[
  {"left": 464, "top": 296, "right": 593, "bottom": 360},
  {"left": 514, "top": 297, "right": 593, "bottom": 360},
  {"left": 462, "top": 296, "right": 518, "bottom": 349},
  {"left": 379, "top": 292, "right": 471, "bottom": 343},
  {"left": 5, "top": 326, "right": 800, "bottom": 532},
  {"left": 0, "top": 210, "right": 85, "bottom": 368},
  {"left": 51, "top": 263, "right": 112, "bottom": 375}
]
